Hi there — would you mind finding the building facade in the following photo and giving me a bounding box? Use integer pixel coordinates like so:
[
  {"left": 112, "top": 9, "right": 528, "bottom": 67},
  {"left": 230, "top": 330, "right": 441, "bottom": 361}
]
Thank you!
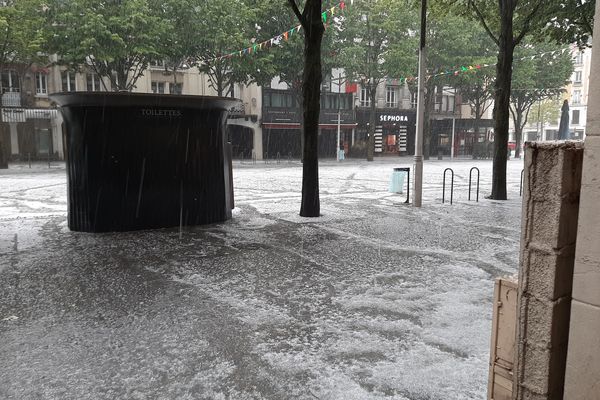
[
  {"left": 521, "top": 44, "right": 592, "bottom": 142},
  {"left": 2, "top": 60, "right": 486, "bottom": 162}
]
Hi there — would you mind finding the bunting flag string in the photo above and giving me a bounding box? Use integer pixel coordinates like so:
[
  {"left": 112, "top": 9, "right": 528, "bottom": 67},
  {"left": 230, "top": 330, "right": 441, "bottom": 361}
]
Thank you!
[
  {"left": 388, "top": 46, "right": 572, "bottom": 86},
  {"left": 200, "top": 0, "right": 571, "bottom": 88},
  {"left": 202, "top": 1, "right": 347, "bottom": 64}
]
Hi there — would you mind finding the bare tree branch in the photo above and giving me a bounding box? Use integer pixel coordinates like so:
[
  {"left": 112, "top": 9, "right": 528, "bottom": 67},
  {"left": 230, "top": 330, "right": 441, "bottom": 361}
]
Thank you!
[
  {"left": 514, "top": 0, "right": 543, "bottom": 46},
  {"left": 469, "top": 0, "right": 499, "bottom": 46},
  {"left": 287, "top": 0, "right": 304, "bottom": 26}
]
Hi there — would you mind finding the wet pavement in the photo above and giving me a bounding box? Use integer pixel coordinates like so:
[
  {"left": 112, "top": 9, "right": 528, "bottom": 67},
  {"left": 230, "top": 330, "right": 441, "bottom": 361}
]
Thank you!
[{"left": 0, "top": 158, "right": 524, "bottom": 399}]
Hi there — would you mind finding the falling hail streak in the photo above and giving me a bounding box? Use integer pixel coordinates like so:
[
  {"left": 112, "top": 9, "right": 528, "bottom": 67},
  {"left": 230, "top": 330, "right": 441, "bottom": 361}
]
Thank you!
[
  {"left": 179, "top": 179, "right": 183, "bottom": 240},
  {"left": 135, "top": 157, "right": 146, "bottom": 218},
  {"left": 185, "top": 128, "right": 190, "bottom": 164}
]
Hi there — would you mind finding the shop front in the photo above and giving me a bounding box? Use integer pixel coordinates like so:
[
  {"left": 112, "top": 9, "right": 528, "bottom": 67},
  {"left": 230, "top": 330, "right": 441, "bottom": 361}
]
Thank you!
[
  {"left": 356, "top": 109, "right": 416, "bottom": 156},
  {"left": 261, "top": 88, "right": 357, "bottom": 159}
]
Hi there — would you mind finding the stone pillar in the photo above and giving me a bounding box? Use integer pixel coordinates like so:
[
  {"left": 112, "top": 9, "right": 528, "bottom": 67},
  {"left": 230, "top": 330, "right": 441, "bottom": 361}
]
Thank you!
[
  {"left": 514, "top": 142, "right": 584, "bottom": 400},
  {"left": 563, "top": 2, "right": 600, "bottom": 399},
  {"left": 52, "top": 112, "right": 64, "bottom": 160},
  {"left": 9, "top": 122, "right": 19, "bottom": 155},
  {"left": 253, "top": 125, "right": 263, "bottom": 161}
]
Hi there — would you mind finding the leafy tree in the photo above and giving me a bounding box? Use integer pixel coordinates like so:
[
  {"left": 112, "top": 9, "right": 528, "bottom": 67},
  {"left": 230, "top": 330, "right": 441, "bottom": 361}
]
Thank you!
[
  {"left": 421, "top": 10, "right": 495, "bottom": 158},
  {"left": 192, "top": 0, "right": 263, "bottom": 96},
  {"left": 446, "top": 15, "right": 497, "bottom": 143},
  {"left": 510, "top": 41, "right": 573, "bottom": 158},
  {"left": 541, "top": 0, "right": 595, "bottom": 49},
  {"left": 287, "top": 0, "right": 324, "bottom": 217},
  {"left": 249, "top": 0, "right": 339, "bottom": 161},
  {"left": 0, "top": 0, "right": 47, "bottom": 168},
  {"left": 335, "top": 0, "right": 418, "bottom": 161},
  {"left": 457, "top": 71, "right": 495, "bottom": 121},
  {"left": 528, "top": 97, "right": 562, "bottom": 137},
  {"left": 0, "top": 0, "right": 46, "bottom": 73},
  {"left": 46, "top": 0, "right": 167, "bottom": 91},
  {"left": 150, "top": 0, "right": 203, "bottom": 88},
  {"left": 450, "top": 0, "right": 548, "bottom": 199},
  {"left": 445, "top": 0, "right": 593, "bottom": 199}
]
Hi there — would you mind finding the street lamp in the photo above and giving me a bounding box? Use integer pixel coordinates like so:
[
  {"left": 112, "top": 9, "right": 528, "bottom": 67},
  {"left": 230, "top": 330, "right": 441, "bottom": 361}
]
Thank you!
[
  {"left": 413, "top": 0, "right": 427, "bottom": 207},
  {"left": 333, "top": 72, "right": 345, "bottom": 161}
]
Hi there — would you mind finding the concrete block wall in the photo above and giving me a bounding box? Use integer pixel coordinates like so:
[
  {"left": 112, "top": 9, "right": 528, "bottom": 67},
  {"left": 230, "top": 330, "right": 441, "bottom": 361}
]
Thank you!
[
  {"left": 514, "top": 142, "right": 584, "bottom": 400},
  {"left": 563, "top": 2, "right": 600, "bottom": 398}
]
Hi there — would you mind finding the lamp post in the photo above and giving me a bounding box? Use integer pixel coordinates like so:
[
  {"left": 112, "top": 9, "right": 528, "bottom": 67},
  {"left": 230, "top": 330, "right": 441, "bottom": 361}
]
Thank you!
[
  {"left": 413, "top": 0, "right": 427, "bottom": 207},
  {"left": 335, "top": 72, "right": 343, "bottom": 161},
  {"left": 337, "top": 105, "right": 342, "bottom": 161}
]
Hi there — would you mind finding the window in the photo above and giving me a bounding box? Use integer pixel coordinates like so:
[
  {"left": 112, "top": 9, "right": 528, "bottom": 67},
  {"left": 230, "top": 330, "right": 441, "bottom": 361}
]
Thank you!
[
  {"left": 271, "top": 92, "right": 284, "bottom": 107},
  {"left": 410, "top": 91, "right": 417, "bottom": 108},
  {"left": 446, "top": 96, "right": 455, "bottom": 112},
  {"left": 572, "top": 110, "right": 580, "bottom": 125},
  {"left": 360, "top": 87, "right": 371, "bottom": 107},
  {"left": 62, "top": 71, "right": 76, "bottom": 92},
  {"left": 169, "top": 82, "right": 182, "bottom": 95},
  {"left": 386, "top": 85, "right": 398, "bottom": 108},
  {"left": 339, "top": 94, "right": 351, "bottom": 110},
  {"left": 574, "top": 52, "right": 583, "bottom": 65},
  {"left": 572, "top": 90, "right": 581, "bottom": 105},
  {"left": 151, "top": 81, "right": 165, "bottom": 94},
  {"left": 35, "top": 73, "right": 47, "bottom": 95},
  {"left": 1, "top": 70, "right": 19, "bottom": 93},
  {"left": 573, "top": 71, "right": 582, "bottom": 84},
  {"left": 86, "top": 74, "right": 102, "bottom": 91},
  {"left": 264, "top": 91, "right": 298, "bottom": 108},
  {"left": 435, "top": 91, "right": 443, "bottom": 110},
  {"left": 321, "top": 75, "right": 331, "bottom": 92},
  {"left": 150, "top": 60, "right": 165, "bottom": 68}
]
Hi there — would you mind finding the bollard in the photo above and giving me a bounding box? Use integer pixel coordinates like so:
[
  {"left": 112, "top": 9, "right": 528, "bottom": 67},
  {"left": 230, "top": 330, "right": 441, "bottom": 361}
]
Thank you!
[
  {"left": 28, "top": 153, "right": 31, "bottom": 169},
  {"left": 288, "top": 152, "right": 292, "bottom": 164},
  {"left": 276, "top": 152, "right": 281, "bottom": 164},
  {"left": 48, "top": 152, "right": 51, "bottom": 169},
  {"left": 442, "top": 168, "right": 454, "bottom": 204},
  {"left": 468, "top": 167, "right": 480, "bottom": 202},
  {"left": 252, "top": 150, "right": 256, "bottom": 165}
]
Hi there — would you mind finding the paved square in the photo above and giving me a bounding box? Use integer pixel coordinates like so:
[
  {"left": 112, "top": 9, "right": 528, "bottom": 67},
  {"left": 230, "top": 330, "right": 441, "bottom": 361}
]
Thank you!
[{"left": 1, "top": 158, "right": 524, "bottom": 399}]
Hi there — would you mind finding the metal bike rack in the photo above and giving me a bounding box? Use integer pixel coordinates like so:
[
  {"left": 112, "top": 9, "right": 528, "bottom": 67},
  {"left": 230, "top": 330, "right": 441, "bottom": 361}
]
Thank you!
[
  {"left": 469, "top": 167, "right": 480, "bottom": 202},
  {"left": 443, "top": 168, "right": 454, "bottom": 204},
  {"left": 520, "top": 169, "right": 524, "bottom": 197}
]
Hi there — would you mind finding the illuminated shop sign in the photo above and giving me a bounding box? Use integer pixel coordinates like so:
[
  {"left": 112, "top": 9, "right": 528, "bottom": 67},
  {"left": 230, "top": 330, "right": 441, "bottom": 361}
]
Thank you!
[{"left": 379, "top": 115, "right": 408, "bottom": 122}]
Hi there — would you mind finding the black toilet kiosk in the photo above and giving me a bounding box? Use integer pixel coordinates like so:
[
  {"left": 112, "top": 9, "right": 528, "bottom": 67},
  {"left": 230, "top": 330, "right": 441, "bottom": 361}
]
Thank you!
[{"left": 51, "top": 92, "right": 239, "bottom": 232}]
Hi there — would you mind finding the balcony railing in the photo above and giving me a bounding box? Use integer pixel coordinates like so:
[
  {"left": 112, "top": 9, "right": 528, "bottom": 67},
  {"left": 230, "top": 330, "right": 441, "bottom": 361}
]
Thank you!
[
  {"left": 228, "top": 100, "right": 246, "bottom": 117},
  {"left": 2, "top": 92, "right": 21, "bottom": 107}
]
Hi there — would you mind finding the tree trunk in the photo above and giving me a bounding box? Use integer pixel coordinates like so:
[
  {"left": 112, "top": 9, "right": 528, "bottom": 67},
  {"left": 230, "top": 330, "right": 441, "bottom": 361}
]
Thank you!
[
  {"left": 514, "top": 126, "right": 522, "bottom": 159},
  {"left": 299, "top": 0, "right": 324, "bottom": 217},
  {"left": 490, "top": 3, "right": 514, "bottom": 200},
  {"left": 292, "top": 88, "right": 304, "bottom": 162},
  {"left": 512, "top": 105, "right": 523, "bottom": 159},
  {"left": 367, "top": 86, "right": 376, "bottom": 161}
]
